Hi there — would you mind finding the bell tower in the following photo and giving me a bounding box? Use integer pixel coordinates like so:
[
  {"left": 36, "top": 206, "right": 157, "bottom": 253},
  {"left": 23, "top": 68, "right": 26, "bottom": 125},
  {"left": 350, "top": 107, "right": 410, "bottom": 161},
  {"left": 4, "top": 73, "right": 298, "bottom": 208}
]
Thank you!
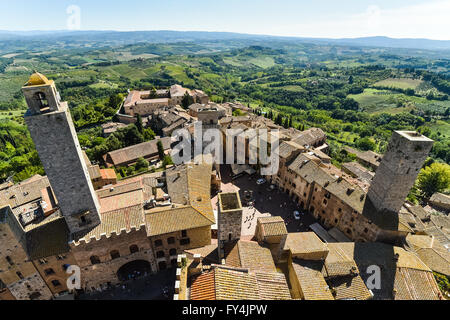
[{"left": 22, "top": 72, "right": 101, "bottom": 236}]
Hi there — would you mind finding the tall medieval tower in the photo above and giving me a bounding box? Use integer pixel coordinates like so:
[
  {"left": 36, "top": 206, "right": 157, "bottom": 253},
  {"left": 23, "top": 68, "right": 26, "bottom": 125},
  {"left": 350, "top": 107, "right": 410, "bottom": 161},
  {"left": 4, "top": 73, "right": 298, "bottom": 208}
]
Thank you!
[
  {"left": 22, "top": 72, "right": 101, "bottom": 236},
  {"left": 367, "top": 131, "right": 434, "bottom": 214},
  {"left": 217, "top": 192, "right": 243, "bottom": 260}
]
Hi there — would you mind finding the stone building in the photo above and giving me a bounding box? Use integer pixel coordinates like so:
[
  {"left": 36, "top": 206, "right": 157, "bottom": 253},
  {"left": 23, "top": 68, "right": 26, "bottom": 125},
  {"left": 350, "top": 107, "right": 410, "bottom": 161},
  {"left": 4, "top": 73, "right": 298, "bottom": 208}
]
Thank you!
[
  {"left": 366, "top": 131, "right": 434, "bottom": 215},
  {"left": 22, "top": 73, "right": 101, "bottom": 235},
  {"left": 103, "top": 137, "right": 172, "bottom": 168},
  {"left": 344, "top": 147, "right": 383, "bottom": 171},
  {"left": 123, "top": 85, "right": 209, "bottom": 117},
  {"left": 1, "top": 73, "right": 219, "bottom": 299},
  {"left": 0, "top": 206, "right": 53, "bottom": 300},
  {"left": 429, "top": 193, "right": 450, "bottom": 213},
  {"left": 217, "top": 192, "right": 243, "bottom": 260}
]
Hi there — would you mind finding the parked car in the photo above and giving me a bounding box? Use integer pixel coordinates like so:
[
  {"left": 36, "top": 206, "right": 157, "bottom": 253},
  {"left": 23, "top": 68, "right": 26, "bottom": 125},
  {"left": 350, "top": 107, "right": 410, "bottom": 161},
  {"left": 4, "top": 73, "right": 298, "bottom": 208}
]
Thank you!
[
  {"left": 294, "top": 211, "right": 301, "bottom": 220},
  {"left": 256, "top": 178, "right": 267, "bottom": 185}
]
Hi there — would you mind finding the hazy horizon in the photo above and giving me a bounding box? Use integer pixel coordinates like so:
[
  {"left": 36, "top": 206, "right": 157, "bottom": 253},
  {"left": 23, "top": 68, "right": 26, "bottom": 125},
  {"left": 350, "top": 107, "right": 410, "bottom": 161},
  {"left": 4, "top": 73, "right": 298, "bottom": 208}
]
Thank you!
[{"left": 0, "top": 0, "right": 449, "bottom": 40}]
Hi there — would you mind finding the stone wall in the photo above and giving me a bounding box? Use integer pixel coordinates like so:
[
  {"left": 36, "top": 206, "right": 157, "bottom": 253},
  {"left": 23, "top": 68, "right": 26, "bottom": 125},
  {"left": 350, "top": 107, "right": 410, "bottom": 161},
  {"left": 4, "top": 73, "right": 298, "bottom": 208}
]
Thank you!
[
  {"left": 70, "top": 225, "right": 156, "bottom": 291},
  {"left": 33, "top": 252, "right": 78, "bottom": 295},
  {"left": 150, "top": 226, "right": 212, "bottom": 271},
  {"left": 25, "top": 103, "right": 101, "bottom": 234},
  {"left": 367, "top": 131, "right": 434, "bottom": 214}
]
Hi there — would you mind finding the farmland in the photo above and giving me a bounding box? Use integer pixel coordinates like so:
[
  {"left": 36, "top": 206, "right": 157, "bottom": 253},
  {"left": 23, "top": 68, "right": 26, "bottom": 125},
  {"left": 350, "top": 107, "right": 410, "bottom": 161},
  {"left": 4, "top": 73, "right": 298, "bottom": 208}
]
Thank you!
[{"left": 0, "top": 34, "right": 449, "bottom": 182}]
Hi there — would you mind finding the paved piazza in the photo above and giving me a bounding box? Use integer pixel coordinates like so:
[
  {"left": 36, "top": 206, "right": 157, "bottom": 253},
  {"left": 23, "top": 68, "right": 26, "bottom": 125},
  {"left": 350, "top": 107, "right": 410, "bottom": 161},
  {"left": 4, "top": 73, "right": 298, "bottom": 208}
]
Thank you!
[{"left": 212, "top": 165, "right": 318, "bottom": 237}]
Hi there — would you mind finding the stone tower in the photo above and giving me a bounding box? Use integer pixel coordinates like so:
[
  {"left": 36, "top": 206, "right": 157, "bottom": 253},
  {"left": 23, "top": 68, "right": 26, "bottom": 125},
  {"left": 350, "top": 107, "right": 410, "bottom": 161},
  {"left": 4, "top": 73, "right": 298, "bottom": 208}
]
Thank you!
[
  {"left": 217, "top": 192, "right": 243, "bottom": 260},
  {"left": 22, "top": 72, "right": 101, "bottom": 236},
  {"left": 367, "top": 131, "right": 434, "bottom": 214}
]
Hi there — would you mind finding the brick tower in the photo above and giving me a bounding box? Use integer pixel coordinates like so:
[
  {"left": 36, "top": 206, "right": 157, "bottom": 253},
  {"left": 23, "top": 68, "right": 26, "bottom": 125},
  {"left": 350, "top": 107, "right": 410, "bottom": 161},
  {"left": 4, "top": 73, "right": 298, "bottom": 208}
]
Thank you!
[
  {"left": 217, "top": 192, "right": 243, "bottom": 260},
  {"left": 22, "top": 72, "right": 101, "bottom": 236},
  {"left": 367, "top": 131, "right": 434, "bottom": 214}
]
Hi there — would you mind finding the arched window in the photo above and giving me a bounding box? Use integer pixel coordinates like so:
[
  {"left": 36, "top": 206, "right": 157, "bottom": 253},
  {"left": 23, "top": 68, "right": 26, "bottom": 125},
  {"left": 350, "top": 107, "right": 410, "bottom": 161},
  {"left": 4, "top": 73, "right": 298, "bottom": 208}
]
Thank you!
[
  {"left": 110, "top": 250, "right": 120, "bottom": 260},
  {"left": 169, "top": 249, "right": 177, "bottom": 256},
  {"left": 90, "top": 256, "right": 101, "bottom": 265},
  {"left": 130, "top": 245, "right": 139, "bottom": 254},
  {"left": 156, "top": 251, "right": 165, "bottom": 259},
  {"left": 34, "top": 92, "right": 49, "bottom": 111}
]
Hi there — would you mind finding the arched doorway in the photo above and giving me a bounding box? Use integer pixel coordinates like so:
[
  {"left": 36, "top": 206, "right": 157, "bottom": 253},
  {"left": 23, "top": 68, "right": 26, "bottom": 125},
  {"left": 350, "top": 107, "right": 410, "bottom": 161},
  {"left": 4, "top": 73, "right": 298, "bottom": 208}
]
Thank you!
[{"left": 117, "top": 260, "right": 152, "bottom": 282}]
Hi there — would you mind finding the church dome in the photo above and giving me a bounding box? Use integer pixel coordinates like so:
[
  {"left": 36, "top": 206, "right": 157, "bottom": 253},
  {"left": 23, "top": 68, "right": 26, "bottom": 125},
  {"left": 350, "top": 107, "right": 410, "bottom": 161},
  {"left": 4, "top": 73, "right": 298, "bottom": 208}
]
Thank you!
[{"left": 25, "top": 72, "right": 51, "bottom": 86}]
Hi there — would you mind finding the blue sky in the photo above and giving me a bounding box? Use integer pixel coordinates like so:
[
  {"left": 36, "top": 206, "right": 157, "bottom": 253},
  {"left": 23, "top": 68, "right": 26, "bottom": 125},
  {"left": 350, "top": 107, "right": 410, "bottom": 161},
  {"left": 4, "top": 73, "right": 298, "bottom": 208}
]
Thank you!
[{"left": 1, "top": 0, "right": 449, "bottom": 39}]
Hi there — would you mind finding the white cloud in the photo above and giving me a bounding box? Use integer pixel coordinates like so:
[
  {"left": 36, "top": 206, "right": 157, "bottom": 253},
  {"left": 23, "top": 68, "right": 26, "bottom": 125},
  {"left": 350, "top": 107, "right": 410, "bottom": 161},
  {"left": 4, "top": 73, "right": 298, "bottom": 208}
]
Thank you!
[{"left": 260, "top": 0, "right": 450, "bottom": 39}]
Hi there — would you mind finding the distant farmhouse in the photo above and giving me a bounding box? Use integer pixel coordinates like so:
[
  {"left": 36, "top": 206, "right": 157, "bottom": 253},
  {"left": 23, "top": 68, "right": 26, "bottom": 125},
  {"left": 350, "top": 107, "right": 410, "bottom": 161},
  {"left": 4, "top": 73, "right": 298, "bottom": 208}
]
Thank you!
[
  {"left": 123, "top": 84, "right": 209, "bottom": 117},
  {"left": 103, "top": 137, "right": 172, "bottom": 168}
]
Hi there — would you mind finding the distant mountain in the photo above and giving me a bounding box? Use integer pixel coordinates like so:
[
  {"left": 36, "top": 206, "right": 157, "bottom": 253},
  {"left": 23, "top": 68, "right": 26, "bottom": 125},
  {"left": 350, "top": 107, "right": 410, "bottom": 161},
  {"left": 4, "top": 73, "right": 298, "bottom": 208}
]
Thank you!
[
  {"left": 1, "top": 30, "right": 449, "bottom": 51},
  {"left": 323, "top": 36, "right": 450, "bottom": 51}
]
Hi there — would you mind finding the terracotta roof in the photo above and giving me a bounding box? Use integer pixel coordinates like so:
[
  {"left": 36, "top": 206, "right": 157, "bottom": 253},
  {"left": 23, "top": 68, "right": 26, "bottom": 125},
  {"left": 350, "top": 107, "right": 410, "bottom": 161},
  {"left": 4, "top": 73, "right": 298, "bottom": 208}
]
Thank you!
[
  {"left": 191, "top": 267, "right": 291, "bottom": 300},
  {"left": 145, "top": 162, "right": 215, "bottom": 237},
  {"left": 0, "top": 175, "right": 50, "bottom": 209},
  {"left": 344, "top": 147, "right": 382, "bottom": 168},
  {"left": 288, "top": 154, "right": 336, "bottom": 186},
  {"left": 284, "top": 232, "right": 329, "bottom": 258},
  {"left": 326, "top": 242, "right": 441, "bottom": 300},
  {"left": 105, "top": 137, "right": 171, "bottom": 166},
  {"left": 430, "top": 193, "right": 450, "bottom": 207},
  {"left": 406, "top": 235, "right": 450, "bottom": 276},
  {"left": 237, "top": 241, "right": 277, "bottom": 273},
  {"left": 145, "top": 206, "right": 213, "bottom": 237},
  {"left": 184, "top": 243, "right": 219, "bottom": 264},
  {"left": 278, "top": 141, "right": 304, "bottom": 159},
  {"left": 341, "top": 162, "right": 374, "bottom": 182},
  {"left": 325, "top": 178, "right": 366, "bottom": 214},
  {"left": 97, "top": 180, "right": 142, "bottom": 198},
  {"left": 327, "top": 274, "right": 372, "bottom": 300},
  {"left": 291, "top": 260, "right": 334, "bottom": 300},
  {"left": 258, "top": 216, "right": 288, "bottom": 237},
  {"left": 214, "top": 267, "right": 259, "bottom": 300},
  {"left": 394, "top": 268, "right": 441, "bottom": 300},
  {"left": 100, "top": 169, "right": 117, "bottom": 180},
  {"left": 254, "top": 271, "right": 292, "bottom": 300},
  {"left": 75, "top": 205, "right": 145, "bottom": 243},
  {"left": 186, "top": 163, "right": 215, "bottom": 223},
  {"left": 99, "top": 189, "right": 143, "bottom": 213},
  {"left": 190, "top": 271, "right": 216, "bottom": 300},
  {"left": 292, "top": 128, "right": 326, "bottom": 147},
  {"left": 223, "top": 241, "right": 242, "bottom": 268},
  {"left": 88, "top": 165, "right": 101, "bottom": 180}
]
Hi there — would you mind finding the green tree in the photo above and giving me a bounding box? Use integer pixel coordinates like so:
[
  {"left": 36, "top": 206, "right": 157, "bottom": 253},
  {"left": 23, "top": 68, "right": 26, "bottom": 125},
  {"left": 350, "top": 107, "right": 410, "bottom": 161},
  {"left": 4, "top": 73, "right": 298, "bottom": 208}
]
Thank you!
[
  {"left": 136, "top": 114, "right": 144, "bottom": 134},
  {"left": 162, "top": 155, "right": 174, "bottom": 168},
  {"left": 356, "top": 137, "right": 376, "bottom": 151},
  {"left": 181, "top": 92, "right": 194, "bottom": 109},
  {"left": 417, "top": 163, "right": 450, "bottom": 199},
  {"left": 107, "top": 94, "right": 122, "bottom": 110},
  {"left": 135, "top": 157, "right": 149, "bottom": 172},
  {"left": 157, "top": 140, "right": 165, "bottom": 160}
]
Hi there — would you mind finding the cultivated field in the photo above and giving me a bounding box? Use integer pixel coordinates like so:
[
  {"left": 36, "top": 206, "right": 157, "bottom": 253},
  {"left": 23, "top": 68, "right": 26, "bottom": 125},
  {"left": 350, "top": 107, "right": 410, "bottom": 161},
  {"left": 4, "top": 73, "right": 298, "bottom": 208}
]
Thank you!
[{"left": 373, "top": 78, "right": 423, "bottom": 90}]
